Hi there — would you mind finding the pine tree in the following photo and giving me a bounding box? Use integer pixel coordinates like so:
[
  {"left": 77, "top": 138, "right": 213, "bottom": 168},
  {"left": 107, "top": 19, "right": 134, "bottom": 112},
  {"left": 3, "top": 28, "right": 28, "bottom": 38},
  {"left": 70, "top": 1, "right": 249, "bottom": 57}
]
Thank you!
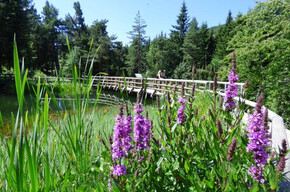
[
  {"left": 214, "top": 11, "right": 234, "bottom": 60},
  {"left": 169, "top": 1, "right": 190, "bottom": 74},
  {"left": 181, "top": 18, "right": 200, "bottom": 79},
  {"left": 126, "top": 11, "right": 147, "bottom": 75},
  {"left": 64, "top": 1, "right": 89, "bottom": 51},
  {"left": 34, "top": 1, "right": 61, "bottom": 75},
  {"left": 89, "top": 19, "right": 111, "bottom": 74},
  {"left": 0, "top": 0, "right": 37, "bottom": 73},
  {"left": 171, "top": 1, "right": 189, "bottom": 47}
]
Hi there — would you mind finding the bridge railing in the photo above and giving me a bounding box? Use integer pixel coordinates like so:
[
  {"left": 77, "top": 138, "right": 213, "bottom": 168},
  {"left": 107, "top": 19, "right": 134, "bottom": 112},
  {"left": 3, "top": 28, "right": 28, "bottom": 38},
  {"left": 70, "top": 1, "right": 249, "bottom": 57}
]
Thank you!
[{"left": 95, "top": 76, "right": 246, "bottom": 96}]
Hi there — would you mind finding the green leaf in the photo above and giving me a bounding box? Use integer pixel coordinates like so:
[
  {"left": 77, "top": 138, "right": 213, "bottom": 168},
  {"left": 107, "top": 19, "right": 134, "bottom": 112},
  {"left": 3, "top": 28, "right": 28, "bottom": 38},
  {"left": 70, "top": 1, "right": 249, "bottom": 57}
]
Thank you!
[
  {"left": 184, "top": 160, "right": 189, "bottom": 173},
  {"left": 269, "top": 168, "right": 278, "bottom": 190},
  {"left": 66, "top": 35, "right": 71, "bottom": 53},
  {"left": 250, "top": 182, "right": 259, "bottom": 192},
  {"left": 171, "top": 123, "right": 178, "bottom": 133},
  {"left": 0, "top": 112, "right": 4, "bottom": 128},
  {"left": 173, "top": 160, "right": 179, "bottom": 170},
  {"left": 45, "top": 153, "right": 50, "bottom": 192}
]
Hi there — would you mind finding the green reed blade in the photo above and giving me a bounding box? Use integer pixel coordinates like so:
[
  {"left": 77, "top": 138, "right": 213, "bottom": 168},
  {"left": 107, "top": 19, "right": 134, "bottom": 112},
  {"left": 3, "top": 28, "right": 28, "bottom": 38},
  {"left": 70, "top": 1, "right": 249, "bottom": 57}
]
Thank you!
[
  {"left": 45, "top": 152, "right": 50, "bottom": 192},
  {"left": 25, "top": 136, "right": 37, "bottom": 191},
  {"left": 13, "top": 35, "right": 22, "bottom": 112},
  {"left": 0, "top": 112, "right": 4, "bottom": 128}
]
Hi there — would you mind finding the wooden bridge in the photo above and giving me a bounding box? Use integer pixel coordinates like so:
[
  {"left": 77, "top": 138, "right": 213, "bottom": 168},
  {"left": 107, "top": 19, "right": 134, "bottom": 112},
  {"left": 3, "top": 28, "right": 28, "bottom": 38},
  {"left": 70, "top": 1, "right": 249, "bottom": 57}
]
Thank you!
[
  {"left": 1, "top": 74, "right": 289, "bottom": 184},
  {"left": 95, "top": 75, "right": 246, "bottom": 97}
]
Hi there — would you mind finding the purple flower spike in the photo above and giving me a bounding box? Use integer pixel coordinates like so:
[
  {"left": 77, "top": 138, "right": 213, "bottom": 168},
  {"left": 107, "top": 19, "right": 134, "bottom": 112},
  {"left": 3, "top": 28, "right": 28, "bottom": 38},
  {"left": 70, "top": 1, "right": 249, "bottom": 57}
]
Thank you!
[
  {"left": 111, "top": 164, "right": 127, "bottom": 177},
  {"left": 123, "top": 115, "right": 133, "bottom": 152},
  {"left": 177, "top": 104, "right": 186, "bottom": 124},
  {"left": 108, "top": 179, "right": 112, "bottom": 191},
  {"left": 177, "top": 94, "right": 186, "bottom": 124},
  {"left": 247, "top": 93, "right": 271, "bottom": 183},
  {"left": 248, "top": 165, "right": 265, "bottom": 183},
  {"left": 178, "top": 96, "right": 186, "bottom": 104},
  {"left": 177, "top": 96, "right": 186, "bottom": 124},
  {"left": 133, "top": 102, "right": 151, "bottom": 150},
  {"left": 112, "top": 105, "right": 133, "bottom": 159},
  {"left": 134, "top": 103, "right": 144, "bottom": 114},
  {"left": 112, "top": 112, "right": 125, "bottom": 160},
  {"left": 224, "top": 52, "right": 239, "bottom": 111}
]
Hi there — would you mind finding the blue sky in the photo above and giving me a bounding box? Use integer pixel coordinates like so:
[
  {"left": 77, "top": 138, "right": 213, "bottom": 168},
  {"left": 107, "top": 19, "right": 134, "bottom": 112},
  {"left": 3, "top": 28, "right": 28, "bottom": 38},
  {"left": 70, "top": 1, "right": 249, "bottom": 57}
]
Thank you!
[{"left": 33, "top": 0, "right": 266, "bottom": 45}]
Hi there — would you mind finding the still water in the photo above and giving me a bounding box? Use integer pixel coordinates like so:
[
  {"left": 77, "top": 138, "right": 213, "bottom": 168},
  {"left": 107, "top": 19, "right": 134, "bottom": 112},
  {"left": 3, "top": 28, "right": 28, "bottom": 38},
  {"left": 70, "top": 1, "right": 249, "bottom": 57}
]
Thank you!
[{"left": 0, "top": 91, "right": 142, "bottom": 134}]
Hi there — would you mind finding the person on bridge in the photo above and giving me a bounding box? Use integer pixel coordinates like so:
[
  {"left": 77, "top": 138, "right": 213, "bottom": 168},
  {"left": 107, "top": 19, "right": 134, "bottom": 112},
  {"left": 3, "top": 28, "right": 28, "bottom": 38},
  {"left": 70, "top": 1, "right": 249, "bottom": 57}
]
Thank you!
[
  {"left": 161, "top": 70, "right": 166, "bottom": 79},
  {"left": 157, "top": 70, "right": 162, "bottom": 79}
]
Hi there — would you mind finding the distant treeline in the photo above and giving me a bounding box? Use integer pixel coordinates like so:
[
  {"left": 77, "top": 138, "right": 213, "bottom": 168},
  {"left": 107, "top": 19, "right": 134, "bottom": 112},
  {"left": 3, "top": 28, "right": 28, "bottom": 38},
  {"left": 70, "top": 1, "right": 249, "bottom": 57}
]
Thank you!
[{"left": 0, "top": 0, "right": 289, "bottom": 125}]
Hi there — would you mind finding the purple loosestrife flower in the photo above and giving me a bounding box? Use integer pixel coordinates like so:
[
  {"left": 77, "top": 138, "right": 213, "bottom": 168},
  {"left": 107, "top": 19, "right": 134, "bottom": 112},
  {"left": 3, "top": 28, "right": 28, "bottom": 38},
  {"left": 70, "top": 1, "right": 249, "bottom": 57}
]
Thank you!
[
  {"left": 248, "top": 165, "right": 265, "bottom": 183},
  {"left": 144, "top": 111, "right": 152, "bottom": 148},
  {"left": 224, "top": 52, "right": 239, "bottom": 111},
  {"left": 217, "top": 120, "right": 223, "bottom": 138},
  {"left": 276, "top": 156, "right": 286, "bottom": 172},
  {"left": 177, "top": 97, "right": 186, "bottom": 124},
  {"left": 111, "top": 106, "right": 134, "bottom": 177},
  {"left": 111, "top": 164, "right": 127, "bottom": 177},
  {"left": 280, "top": 139, "right": 287, "bottom": 157},
  {"left": 123, "top": 115, "right": 133, "bottom": 152},
  {"left": 227, "top": 138, "right": 237, "bottom": 162},
  {"left": 177, "top": 83, "right": 186, "bottom": 124},
  {"left": 112, "top": 105, "right": 133, "bottom": 160},
  {"left": 246, "top": 93, "right": 271, "bottom": 183},
  {"left": 213, "top": 75, "right": 217, "bottom": 94},
  {"left": 133, "top": 102, "right": 151, "bottom": 150},
  {"left": 108, "top": 179, "right": 112, "bottom": 191},
  {"left": 112, "top": 107, "right": 125, "bottom": 160}
]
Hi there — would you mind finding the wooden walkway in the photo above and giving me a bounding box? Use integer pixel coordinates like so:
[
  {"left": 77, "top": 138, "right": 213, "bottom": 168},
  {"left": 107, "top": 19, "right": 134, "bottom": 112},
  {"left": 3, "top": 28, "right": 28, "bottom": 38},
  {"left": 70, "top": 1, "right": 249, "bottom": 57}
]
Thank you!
[{"left": 95, "top": 76, "right": 246, "bottom": 98}]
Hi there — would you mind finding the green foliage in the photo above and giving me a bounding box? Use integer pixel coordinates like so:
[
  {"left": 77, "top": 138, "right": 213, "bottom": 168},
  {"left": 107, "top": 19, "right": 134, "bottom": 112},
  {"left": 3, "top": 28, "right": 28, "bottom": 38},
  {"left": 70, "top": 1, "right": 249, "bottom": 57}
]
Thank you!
[
  {"left": 0, "top": 0, "right": 288, "bottom": 128},
  {"left": 222, "top": 0, "right": 290, "bottom": 127},
  {"left": 33, "top": 69, "right": 47, "bottom": 77},
  {"left": 0, "top": 0, "right": 38, "bottom": 72},
  {"left": 146, "top": 33, "right": 171, "bottom": 77},
  {"left": 33, "top": 1, "right": 61, "bottom": 75},
  {"left": 214, "top": 11, "right": 235, "bottom": 61},
  {"left": 175, "top": 19, "right": 215, "bottom": 79}
]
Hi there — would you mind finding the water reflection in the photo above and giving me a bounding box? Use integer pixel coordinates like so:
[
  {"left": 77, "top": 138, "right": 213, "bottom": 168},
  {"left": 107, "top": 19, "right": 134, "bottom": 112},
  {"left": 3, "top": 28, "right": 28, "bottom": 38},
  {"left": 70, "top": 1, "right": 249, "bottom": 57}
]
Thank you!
[{"left": 0, "top": 92, "right": 132, "bottom": 120}]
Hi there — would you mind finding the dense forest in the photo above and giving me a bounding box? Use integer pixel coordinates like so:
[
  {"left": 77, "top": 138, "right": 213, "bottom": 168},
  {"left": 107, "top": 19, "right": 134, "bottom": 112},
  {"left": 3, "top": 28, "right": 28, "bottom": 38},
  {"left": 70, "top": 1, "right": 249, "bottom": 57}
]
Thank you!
[{"left": 0, "top": 0, "right": 289, "bottom": 125}]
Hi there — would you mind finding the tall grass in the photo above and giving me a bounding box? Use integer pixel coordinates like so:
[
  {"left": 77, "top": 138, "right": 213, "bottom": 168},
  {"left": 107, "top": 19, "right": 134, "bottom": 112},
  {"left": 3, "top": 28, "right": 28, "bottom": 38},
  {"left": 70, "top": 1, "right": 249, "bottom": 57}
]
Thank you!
[{"left": 0, "top": 36, "right": 110, "bottom": 191}]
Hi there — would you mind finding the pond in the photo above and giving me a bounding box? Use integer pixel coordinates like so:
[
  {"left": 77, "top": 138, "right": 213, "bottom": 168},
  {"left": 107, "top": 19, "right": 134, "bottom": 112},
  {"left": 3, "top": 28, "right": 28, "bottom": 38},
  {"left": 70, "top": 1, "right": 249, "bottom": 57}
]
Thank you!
[{"left": 0, "top": 91, "right": 145, "bottom": 135}]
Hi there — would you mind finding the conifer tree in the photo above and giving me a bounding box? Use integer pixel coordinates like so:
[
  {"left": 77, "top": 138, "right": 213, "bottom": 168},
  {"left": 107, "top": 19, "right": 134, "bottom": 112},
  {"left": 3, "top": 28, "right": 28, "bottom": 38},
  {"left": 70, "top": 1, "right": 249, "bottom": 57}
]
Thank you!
[
  {"left": 126, "top": 11, "right": 147, "bottom": 75},
  {"left": 0, "top": 0, "right": 37, "bottom": 72},
  {"left": 146, "top": 32, "right": 171, "bottom": 77},
  {"left": 34, "top": 1, "right": 61, "bottom": 74},
  {"left": 169, "top": 1, "right": 190, "bottom": 74},
  {"left": 64, "top": 1, "right": 89, "bottom": 51},
  {"left": 214, "top": 11, "right": 234, "bottom": 60},
  {"left": 180, "top": 18, "right": 200, "bottom": 79},
  {"left": 171, "top": 1, "right": 189, "bottom": 47}
]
